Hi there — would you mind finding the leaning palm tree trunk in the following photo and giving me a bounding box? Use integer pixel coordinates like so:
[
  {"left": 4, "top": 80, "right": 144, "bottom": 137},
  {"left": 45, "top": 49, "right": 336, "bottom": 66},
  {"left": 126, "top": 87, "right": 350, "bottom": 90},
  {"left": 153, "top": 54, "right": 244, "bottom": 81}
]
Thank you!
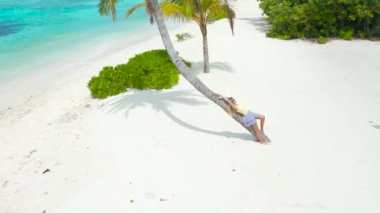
[{"left": 149, "top": 0, "right": 259, "bottom": 139}]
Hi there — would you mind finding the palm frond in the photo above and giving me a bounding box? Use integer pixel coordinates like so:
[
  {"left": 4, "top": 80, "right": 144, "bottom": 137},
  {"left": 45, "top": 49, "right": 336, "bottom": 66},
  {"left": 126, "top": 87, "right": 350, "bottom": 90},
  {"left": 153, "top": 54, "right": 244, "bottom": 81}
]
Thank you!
[
  {"left": 126, "top": 3, "right": 147, "bottom": 18},
  {"left": 204, "top": 0, "right": 234, "bottom": 33},
  {"left": 202, "top": 0, "right": 214, "bottom": 12},
  {"left": 160, "top": 2, "right": 193, "bottom": 23},
  {"left": 223, "top": 0, "right": 234, "bottom": 34},
  {"left": 146, "top": 0, "right": 156, "bottom": 24},
  {"left": 98, "top": 0, "right": 122, "bottom": 22},
  {"left": 160, "top": 0, "right": 235, "bottom": 33}
]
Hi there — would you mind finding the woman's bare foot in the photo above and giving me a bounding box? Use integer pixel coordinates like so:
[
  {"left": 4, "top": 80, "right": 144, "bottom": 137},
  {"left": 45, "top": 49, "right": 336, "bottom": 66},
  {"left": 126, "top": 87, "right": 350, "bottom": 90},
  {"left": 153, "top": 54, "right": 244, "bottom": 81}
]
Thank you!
[
  {"left": 252, "top": 123, "right": 266, "bottom": 144},
  {"left": 258, "top": 137, "right": 266, "bottom": 144}
]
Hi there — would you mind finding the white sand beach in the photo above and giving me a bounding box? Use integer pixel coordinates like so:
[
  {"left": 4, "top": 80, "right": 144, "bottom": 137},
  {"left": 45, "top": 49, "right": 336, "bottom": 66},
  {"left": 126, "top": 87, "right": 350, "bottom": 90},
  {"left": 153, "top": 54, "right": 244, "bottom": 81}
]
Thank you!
[{"left": 1, "top": 0, "right": 380, "bottom": 212}]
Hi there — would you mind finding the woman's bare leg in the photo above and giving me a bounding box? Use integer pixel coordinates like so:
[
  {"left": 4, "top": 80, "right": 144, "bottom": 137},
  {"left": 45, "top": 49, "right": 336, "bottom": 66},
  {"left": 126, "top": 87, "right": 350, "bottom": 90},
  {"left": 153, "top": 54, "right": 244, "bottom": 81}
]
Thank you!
[
  {"left": 252, "top": 123, "right": 265, "bottom": 144},
  {"left": 255, "top": 114, "right": 265, "bottom": 132}
]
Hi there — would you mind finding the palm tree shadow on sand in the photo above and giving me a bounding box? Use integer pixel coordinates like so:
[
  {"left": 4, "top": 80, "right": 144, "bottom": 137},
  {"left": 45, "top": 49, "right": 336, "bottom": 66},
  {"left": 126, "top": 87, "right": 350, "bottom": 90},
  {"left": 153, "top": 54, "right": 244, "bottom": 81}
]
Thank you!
[
  {"left": 236, "top": 17, "right": 270, "bottom": 34},
  {"left": 101, "top": 90, "right": 254, "bottom": 141},
  {"left": 189, "top": 61, "right": 234, "bottom": 74}
]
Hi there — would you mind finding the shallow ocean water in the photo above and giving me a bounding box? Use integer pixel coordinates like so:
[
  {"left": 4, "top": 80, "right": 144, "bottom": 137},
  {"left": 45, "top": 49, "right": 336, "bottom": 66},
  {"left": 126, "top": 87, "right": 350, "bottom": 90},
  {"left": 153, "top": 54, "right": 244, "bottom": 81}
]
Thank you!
[{"left": 0, "top": 0, "right": 157, "bottom": 82}]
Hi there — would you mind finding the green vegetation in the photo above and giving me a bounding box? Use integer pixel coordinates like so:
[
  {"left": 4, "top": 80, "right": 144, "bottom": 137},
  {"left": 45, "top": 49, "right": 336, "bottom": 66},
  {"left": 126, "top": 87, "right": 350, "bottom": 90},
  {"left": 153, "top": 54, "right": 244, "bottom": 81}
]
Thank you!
[
  {"left": 161, "top": 0, "right": 235, "bottom": 73},
  {"left": 98, "top": 0, "right": 266, "bottom": 140},
  {"left": 317, "top": 36, "right": 328, "bottom": 44},
  {"left": 259, "top": 0, "right": 380, "bottom": 41},
  {"left": 88, "top": 65, "right": 129, "bottom": 99},
  {"left": 175, "top": 33, "right": 193, "bottom": 42},
  {"left": 124, "top": 49, "right": 180, "bottom": 90},
  {"left": 126, "top": 0, "right": 235, "bottom": 73},
  {"left": 88, "top": 49, "right": 191, "bottom": 99}
]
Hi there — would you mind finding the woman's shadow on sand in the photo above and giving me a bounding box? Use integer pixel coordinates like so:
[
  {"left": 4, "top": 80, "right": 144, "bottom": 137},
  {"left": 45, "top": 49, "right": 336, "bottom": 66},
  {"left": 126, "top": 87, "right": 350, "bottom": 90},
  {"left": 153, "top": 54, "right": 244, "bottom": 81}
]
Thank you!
[{"left": 101, "top": 90, "right": 253, "bottom": 141}]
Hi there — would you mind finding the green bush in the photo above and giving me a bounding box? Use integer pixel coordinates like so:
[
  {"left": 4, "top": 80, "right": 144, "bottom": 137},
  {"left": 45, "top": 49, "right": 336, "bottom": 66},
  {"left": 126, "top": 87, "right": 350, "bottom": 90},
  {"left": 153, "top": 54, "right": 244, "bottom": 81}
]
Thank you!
[
  {"left": 88, "top": 66, "right": 128, "bottom": 99},
  {"left": 317, "top": 36, "right": 328, "bottom": 44},
  {"left": 175, "top": 33, "right": 193, "bottom": 42},
  {"left": 88, "top": 49, "right": 191, "bottom": 99},
  {"left": 259, "top": 0, "right": 380, "bottom": 42},
  {"left": 339, "top": 29, "right": 354, "bottom": 40},
  {"left": 125, "top": 49, "right": 181, "bottom": 89}
]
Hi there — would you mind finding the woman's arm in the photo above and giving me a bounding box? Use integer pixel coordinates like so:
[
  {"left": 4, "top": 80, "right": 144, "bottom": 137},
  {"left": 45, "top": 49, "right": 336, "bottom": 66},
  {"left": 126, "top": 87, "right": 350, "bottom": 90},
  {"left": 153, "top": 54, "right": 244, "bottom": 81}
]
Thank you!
[{"left": 219, "top": 95, "right": 238, "bottom": 112}]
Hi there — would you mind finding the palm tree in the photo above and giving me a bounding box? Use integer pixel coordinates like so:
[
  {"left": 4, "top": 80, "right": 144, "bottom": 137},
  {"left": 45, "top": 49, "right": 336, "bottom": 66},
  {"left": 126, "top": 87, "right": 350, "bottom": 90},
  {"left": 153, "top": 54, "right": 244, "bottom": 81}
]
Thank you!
[
  {"left": 126, "top": 0, "right": 235, "bottom": 73},
  {"left": 98, "top": 0, "right": 263, "bottom": 141}
]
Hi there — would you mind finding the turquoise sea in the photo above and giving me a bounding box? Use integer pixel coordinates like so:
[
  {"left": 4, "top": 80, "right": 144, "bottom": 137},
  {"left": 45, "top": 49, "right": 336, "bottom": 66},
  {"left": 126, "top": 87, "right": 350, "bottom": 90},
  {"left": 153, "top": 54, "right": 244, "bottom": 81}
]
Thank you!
[{"left": 0, "top": 0, "right": 161, "bottom": 82}]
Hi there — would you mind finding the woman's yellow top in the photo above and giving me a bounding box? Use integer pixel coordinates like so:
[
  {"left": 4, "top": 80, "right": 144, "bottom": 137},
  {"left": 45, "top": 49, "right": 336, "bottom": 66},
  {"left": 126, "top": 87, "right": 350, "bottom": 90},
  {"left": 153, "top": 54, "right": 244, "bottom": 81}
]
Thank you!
[{"left": 236, "top": 104, "right": 248, "bottom": 116}]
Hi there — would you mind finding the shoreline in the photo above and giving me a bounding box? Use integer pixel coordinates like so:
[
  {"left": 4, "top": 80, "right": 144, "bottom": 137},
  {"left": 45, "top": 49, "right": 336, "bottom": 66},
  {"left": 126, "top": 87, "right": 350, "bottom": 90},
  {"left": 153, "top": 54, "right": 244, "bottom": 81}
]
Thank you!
[{"left": 0, "top": 20, "right": 180, "bottom": 111}]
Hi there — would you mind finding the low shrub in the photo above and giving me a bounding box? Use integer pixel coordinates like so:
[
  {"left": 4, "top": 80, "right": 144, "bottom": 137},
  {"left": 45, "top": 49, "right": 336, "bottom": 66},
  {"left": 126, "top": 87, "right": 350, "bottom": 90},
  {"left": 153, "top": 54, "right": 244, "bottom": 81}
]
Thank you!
[
  {"left": 175, "top": 33, "right": 193, "bottom": 42},
  {"left": 88, "top": 66, "right": 128, "bottom": 99},
  {"left": 317, "top": 36, "right": 328, "bottom": 44},
  {"left": 339, "top": 29, "right": 354, "bottom": 40},
  {"left": 259, "top": 0, "right": 380, "bottom": 42},
  {"left": 88, "top": 49, "right": 191, "bottom": 99},
  {"left": 125, "top": 49, "right": 186, "bottom": 89}
]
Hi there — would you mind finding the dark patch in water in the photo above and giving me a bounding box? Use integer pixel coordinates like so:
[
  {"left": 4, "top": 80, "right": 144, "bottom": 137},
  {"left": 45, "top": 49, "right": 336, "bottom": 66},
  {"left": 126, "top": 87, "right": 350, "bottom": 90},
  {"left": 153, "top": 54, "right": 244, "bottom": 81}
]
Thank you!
[{"left": 0, "top": 21, "right": 24, "bottom": 37}]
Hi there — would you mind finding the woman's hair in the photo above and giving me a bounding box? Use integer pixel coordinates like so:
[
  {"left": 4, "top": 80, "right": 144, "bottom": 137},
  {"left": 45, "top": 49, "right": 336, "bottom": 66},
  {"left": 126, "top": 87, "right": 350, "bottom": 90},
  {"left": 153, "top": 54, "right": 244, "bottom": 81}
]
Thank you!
[{"left": 226, "top": 97, "right": 235, "bottom": 115}]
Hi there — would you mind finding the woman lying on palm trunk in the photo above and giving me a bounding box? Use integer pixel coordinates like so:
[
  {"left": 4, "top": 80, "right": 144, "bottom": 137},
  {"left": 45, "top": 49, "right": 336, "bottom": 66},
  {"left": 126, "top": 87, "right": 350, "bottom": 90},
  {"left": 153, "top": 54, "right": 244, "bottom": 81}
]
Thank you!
[{"left": 219, "top": 94, "right": 266, "bottom": 144}]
